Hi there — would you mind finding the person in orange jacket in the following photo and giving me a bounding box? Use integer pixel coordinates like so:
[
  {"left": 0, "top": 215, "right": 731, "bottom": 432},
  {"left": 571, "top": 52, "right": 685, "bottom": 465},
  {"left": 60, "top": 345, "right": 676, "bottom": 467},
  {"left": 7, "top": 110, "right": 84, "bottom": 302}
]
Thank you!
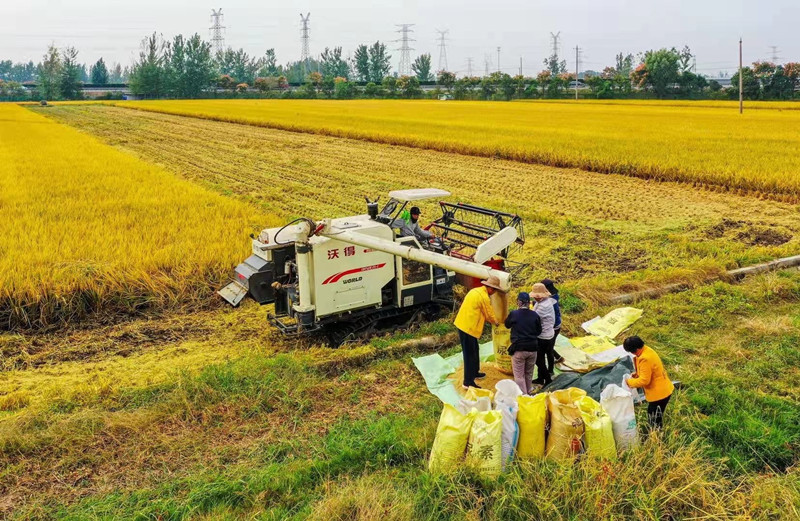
[
  {"left": 623, "top": 336, "right": 675, "bottom": 429},
  {"left": 454, "top": 276, "right": 503, "bottom": 389}
]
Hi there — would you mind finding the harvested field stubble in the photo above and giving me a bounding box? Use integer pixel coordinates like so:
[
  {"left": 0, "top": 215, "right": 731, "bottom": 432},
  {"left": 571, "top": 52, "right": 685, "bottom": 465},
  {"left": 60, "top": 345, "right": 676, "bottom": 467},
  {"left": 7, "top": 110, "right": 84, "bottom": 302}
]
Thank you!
[
  {"left": 110, "top": 99, "right": 800, "bottom": 199},
  {"left": 0, "top": 104, "right": 264, "bottom": 330}
]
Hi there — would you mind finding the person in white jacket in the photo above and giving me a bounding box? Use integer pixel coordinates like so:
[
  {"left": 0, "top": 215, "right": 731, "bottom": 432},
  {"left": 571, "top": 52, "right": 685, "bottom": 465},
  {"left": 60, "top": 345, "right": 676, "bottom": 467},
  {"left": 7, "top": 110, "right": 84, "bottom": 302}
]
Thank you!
[{"left": 530, "top": 282, "right": 556, "bottom": 385}]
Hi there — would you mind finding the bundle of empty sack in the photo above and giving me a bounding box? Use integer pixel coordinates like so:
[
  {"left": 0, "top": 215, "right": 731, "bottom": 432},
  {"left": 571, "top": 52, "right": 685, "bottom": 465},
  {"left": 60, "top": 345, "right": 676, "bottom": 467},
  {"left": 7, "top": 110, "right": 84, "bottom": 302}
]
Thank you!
[{"left": 428, "top": 379, "right": 639, "bottom": 477}]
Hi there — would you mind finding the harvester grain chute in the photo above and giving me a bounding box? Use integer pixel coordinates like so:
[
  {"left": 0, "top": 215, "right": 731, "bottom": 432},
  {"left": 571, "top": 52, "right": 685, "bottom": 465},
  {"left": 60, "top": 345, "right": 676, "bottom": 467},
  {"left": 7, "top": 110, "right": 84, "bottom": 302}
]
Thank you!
[{"left": 218, "top": 189, "right": 525, "bottom": 346}]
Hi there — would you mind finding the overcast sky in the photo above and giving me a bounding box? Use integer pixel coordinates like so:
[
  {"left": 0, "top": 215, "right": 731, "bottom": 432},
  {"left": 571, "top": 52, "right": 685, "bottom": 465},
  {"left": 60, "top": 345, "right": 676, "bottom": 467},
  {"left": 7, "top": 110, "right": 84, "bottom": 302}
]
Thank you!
[{"left": 4, "top": 0, "right": 798, "bottom": 77}]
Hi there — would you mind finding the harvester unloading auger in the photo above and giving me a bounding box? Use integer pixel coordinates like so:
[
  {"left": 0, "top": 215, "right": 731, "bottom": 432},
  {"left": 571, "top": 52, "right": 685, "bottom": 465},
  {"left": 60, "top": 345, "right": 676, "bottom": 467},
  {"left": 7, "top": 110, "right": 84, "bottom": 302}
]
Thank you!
[{"left": 219, "top": 189, "right": 525, "bottom": 346}]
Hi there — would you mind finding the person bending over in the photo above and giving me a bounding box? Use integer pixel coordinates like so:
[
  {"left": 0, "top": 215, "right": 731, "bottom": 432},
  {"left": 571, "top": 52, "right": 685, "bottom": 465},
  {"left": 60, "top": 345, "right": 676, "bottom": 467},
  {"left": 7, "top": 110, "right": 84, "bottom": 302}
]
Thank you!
[{"left": 623, "top": 336, "right": 675, "bottom": 430}]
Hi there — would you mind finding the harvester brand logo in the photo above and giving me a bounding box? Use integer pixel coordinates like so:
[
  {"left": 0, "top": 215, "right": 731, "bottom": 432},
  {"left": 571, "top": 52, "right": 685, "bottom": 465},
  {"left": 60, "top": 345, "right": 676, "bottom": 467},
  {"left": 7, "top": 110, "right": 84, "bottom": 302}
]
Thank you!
[{"left": 322, "top": 263, "right": 386, "bottom": 285}]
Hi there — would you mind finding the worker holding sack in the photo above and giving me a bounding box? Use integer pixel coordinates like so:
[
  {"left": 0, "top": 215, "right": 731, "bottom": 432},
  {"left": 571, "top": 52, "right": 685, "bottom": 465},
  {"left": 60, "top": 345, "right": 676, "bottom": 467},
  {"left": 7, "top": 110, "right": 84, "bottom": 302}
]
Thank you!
[
  {"left": 623, "top": 336, "right": 675, "bottom": 429},
  {"left": 454, "top": 276, "right": 503, "bottom": 389},
  {"left": 504, "top": 292, "right": 542, "bottom": 395}
]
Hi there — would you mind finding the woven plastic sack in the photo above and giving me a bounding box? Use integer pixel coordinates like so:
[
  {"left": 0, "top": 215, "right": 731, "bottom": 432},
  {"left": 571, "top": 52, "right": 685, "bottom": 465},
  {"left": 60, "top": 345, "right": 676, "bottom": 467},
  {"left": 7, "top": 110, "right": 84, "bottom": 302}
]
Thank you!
[
  {"left": 492, "top": 325, "right": 514, "bottom": 375},
  {"left": 545, "top": 388, "right": 586, "bottom": 462},
  {"left": 516, "top": 393, "right": 548, "bottom": 459},
  {"left": 576, "top": 396, "right": 617, "bottom": 460},
  {"left": 600, "top": 384, "right": 638, "bottom": 451},
  {"left": 429, "top": 404, "right": 476, "bottom": 472},
  {"left": 464, "top": 386, "right": 494, "bottom": 401},
  {"left": 466, "top": 410, "right": 503, "bottom": 477},
  {"left": 585, "top": 307, "right": 643, "bottom": 340},
  {"left": 457, "top": 396, "right": 492, "bottom": 415}
]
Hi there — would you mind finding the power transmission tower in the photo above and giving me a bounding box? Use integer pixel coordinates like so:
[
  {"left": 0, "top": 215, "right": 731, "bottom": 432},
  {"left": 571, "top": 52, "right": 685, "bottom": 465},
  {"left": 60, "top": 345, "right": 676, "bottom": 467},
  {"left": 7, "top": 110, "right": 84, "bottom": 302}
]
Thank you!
[
  {"left": 484, "top": 55, "right": 490, "bottom": 77},
  {"left": 395, "top": 24, "right": 415, "bottom": 76},
  {"left": 769, "top": 45, "right": 781, "bottom": 62},
  {"left": 300, "top": 13, "right": 311, "bottom": 78},
  {"left": 436, "top": 29, "right": 449, "bottom": 72},
  {"left": 496, "top": 46, "right": 501, "bottom": 73},
  {"left": 210, "top": 8, "right": 225, "bottom": 55},
  {"left": 466, "top": 57, "right": 473, "bottom": 77},
  {"left": 519, "top": 57, "right": 523, "bottom": 76},
  {"left": 550, "top": 31, "right": 561, "bottom": 60}
]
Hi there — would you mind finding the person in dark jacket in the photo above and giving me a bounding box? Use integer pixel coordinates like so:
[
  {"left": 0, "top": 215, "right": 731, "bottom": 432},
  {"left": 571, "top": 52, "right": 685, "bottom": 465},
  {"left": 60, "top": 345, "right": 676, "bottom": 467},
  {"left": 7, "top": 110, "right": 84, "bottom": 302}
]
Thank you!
[
  {"left": 505, "top": 292, "right": 542, "bottom": 395},
  {"left": 542, "top": 279, "right": 564, "bottom": 366}
]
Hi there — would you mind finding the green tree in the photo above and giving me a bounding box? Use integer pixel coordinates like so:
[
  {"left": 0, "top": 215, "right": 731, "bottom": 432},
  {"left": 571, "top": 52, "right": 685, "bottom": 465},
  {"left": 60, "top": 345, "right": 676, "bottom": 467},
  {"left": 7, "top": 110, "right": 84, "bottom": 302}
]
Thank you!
[
  {"left": 59, "top": 47, "right": 83, "bottom": 100},
  {"left": 38, "top": 45, "right": 61, "bottom": 100},
  {"left": 320, "top": 47, "right": 349, "bottom": 79},
  {"left": 353, "top": 44, "right": 370, "bottom": 82},
  {"left": 217, "top": 48, "right": 260, "bottom": 84},
  {"left": 636, "top": 48, "right": 681, "bottom": 98},
  {"left": 334, "top": 77, "right": 355, "bottom": 99},
  {"left": 397, "top": 75, "right": 421, "bottom": 98},
  {"left": 109, "top": 63, "right": 124, "bottom": 83},
  {"left": 90, "top": 57, "right": 108, "bottom": 84},
  {"left": 436, "top": 70, "right": 456, "bottom": 93},
  {"left": 166, "top": 34, "right": 217, "bottom": 98},
  {"left": 363, "top": 82, "right": 379, "bottom": 97},
  {"left": 411, "top": 54, "right": 433, "bottom": 82},
  {"left": 615, "top": 52, "right": 634, "bottom": 77},
  {"left": 258, "top": 48, "right": 280, "bottom": 77},
  {"left": 129, "top": 33, "right": 168, "bottom": 98},
  {"left": 730, "top": 66, "right": 760, "bottom": 100},
  {"left": 368, "top": 42, "right": 392, "bottom": 82},
  {"left": 381, "top": 75, "right": 397, "bottom": 97}
]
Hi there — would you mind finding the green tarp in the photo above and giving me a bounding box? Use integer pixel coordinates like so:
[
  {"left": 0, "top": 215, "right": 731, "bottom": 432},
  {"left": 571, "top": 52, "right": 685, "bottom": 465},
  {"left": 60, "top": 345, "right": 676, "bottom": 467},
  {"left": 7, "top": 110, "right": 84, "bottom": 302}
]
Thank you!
[{"left": 412, "top": 342, "right": 495, "bottom": 407}]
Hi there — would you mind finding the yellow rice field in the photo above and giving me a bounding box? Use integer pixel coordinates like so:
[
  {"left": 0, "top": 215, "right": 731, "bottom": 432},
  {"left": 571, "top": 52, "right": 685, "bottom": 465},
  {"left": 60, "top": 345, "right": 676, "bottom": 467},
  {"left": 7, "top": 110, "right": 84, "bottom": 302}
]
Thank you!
[
  {"left": 0, "top": 104, "right": 264, "bottom": 329},
  {"left": 113, "top": 99, "right": 800, "bottom": 198}
]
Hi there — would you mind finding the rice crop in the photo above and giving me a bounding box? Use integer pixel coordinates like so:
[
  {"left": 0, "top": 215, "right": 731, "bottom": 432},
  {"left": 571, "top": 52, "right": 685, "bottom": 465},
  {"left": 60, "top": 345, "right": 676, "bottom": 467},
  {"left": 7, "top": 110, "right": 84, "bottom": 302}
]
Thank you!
[
  {"left": 111, "top": 99, "right": 800, "bottom": 199},
  {"left": 0, "top": 104, "right": 264, "bottom": 329},
  {"left": 39, "top": 104, "right": 800, "bottom": 301}
]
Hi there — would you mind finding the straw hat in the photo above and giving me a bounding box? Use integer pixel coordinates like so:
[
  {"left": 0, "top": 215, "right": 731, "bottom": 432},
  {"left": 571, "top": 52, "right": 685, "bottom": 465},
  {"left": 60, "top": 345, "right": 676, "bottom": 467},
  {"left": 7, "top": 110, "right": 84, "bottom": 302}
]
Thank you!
[
  {"left": 530, "top": 282, "right": 552, "bottom": 299},
  {"left": 481, "top": 275, "right": 505, "bottom": 292}
]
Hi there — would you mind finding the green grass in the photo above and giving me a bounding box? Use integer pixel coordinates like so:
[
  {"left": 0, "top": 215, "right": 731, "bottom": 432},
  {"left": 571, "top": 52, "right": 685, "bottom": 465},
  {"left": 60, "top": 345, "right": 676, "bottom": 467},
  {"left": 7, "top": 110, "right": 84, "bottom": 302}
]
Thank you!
[{"left": 2, "top": 273, "right": 799, "bottom": 519}]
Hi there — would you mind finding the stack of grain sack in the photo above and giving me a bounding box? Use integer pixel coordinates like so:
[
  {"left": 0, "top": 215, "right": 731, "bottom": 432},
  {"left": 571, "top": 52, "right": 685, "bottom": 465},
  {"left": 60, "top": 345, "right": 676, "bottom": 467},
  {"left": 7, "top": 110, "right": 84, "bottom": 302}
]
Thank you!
[{"left": 429, "top": 380, "right": 638, "bottom": 475}]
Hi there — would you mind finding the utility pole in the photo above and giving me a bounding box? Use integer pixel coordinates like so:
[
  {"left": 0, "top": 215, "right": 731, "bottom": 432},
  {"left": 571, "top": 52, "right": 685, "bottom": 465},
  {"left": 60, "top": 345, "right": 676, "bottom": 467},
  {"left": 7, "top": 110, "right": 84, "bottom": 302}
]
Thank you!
[
  {"left": 210, "top": 8, "right": 225, "bottom": 56},
  {"left": 575, "top": 45, "right": 580, "bottom": 100},
  {"left": 484, "top": 55, "right": 491, "bottom": 77},
  {"left": 466, "top": 57, "right": 473, "bottom": 77},
  {"left": 300, "top": 13, "right": 311, "bottom": 78},
  {"left": 436, "top": 29, "right": 449, "bottom": 72},
  {"left": 395, "top": 24, "right": 415, "bottom": 76},
  {"left": 519, "top": 56, "right": 523, "bottom": 77},
  {"left": 739, "top": 37, "right": 743, "bottom": 114},
  {"left": 496, "top": 46, "right": 501, "bottom": 73}
]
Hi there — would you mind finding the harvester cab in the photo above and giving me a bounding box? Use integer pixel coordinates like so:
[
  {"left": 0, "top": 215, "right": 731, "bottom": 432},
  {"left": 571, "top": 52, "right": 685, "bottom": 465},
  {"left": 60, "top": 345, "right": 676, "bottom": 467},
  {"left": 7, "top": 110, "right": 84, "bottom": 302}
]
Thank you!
[{"left": 218, "top": 189, "right": 525, "bottom": 346}]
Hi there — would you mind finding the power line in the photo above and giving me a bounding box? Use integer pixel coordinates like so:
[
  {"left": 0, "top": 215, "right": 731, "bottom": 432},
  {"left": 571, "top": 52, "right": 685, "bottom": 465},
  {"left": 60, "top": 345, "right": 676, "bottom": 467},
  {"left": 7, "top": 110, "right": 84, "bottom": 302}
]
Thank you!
[
  {"left": 395, "top": 24, "right": 415, "bottom": 76},
  {"left": 210, "top": 8, "right": 225, "bottom": 55},
  {"left": 436, "top": 29, "right": 448, "bottom": 72},
  {"left": 300, "top": 12, "right": 311, "bottom": 78}
]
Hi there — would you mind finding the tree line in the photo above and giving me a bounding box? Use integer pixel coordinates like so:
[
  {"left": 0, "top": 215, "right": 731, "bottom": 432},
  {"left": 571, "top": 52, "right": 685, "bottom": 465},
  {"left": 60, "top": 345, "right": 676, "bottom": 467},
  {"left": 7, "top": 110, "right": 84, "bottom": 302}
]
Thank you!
[{"left": 1, "top": 34, "right": 798, "bottom": 102}]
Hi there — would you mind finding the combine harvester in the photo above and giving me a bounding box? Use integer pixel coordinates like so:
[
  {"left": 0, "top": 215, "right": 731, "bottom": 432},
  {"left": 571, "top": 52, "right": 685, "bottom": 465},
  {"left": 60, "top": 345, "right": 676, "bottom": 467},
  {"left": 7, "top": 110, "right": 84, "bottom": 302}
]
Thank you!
[{"left": 219, "top": 189, "right": 524, "bottom": 346}]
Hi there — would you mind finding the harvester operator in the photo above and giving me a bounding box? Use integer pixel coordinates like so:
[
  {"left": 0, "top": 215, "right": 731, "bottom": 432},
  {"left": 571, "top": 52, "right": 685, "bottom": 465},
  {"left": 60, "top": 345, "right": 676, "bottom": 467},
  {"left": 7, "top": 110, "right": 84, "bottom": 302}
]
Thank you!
[
  {"left": 454, "top": 276, "right": 504, "bottom": 389},
  {"left": 392, "top": 206, "right": 434, "bottom": 242}
]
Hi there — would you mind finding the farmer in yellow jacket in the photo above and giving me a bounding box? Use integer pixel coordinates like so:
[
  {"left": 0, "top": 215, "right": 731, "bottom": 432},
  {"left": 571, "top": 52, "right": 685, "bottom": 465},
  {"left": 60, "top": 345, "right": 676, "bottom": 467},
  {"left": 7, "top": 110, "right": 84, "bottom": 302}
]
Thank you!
[
  {"left": 623, "top": 336, "right": 675, "bottom": 429},
  {"left": 454, "top": 276, "right": 503, "bottom": 389}
]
